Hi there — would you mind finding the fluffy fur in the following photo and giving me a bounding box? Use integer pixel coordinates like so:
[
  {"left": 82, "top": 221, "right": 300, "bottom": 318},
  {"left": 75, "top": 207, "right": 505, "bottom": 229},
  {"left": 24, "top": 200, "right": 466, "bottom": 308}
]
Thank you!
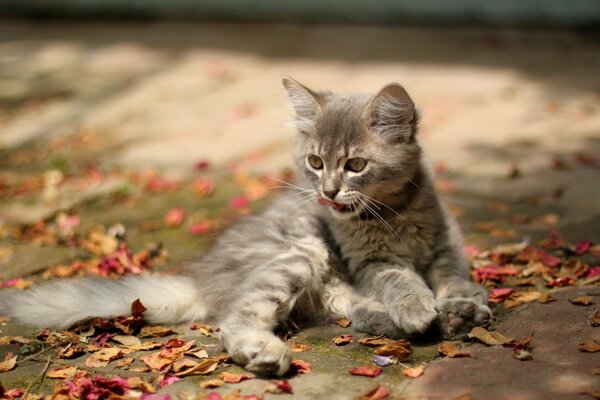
[{"left": 1, "top": 77, "right": 492, "bottom": 376}]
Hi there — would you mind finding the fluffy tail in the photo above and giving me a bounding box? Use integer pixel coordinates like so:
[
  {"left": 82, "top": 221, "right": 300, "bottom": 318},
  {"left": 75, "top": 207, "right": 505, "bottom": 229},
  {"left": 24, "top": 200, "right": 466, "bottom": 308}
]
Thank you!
[{"left": 0, "top": 275, "right": 207, "bottom": 329}]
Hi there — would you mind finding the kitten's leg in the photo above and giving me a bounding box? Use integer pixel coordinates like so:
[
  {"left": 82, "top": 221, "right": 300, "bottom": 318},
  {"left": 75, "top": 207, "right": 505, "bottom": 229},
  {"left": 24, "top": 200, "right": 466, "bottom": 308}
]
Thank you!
[
  {"left": 321, "top": 277, "right": 402, "bottom": 338},
  {"left": 428, "top": 249, "right": 493, "bottom": 339},
  {"left": 354, "top": 263, "right": 438, "bottom": 335},
  {"left": 217, "top": 243, "right": 325, "bottom": 376}
]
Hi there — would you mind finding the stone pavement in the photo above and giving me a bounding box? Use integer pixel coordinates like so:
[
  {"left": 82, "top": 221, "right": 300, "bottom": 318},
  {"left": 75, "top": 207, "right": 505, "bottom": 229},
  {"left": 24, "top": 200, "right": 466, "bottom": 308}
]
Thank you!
[{"left": 0, "top": 22, "right": 599, "bottom": 399}]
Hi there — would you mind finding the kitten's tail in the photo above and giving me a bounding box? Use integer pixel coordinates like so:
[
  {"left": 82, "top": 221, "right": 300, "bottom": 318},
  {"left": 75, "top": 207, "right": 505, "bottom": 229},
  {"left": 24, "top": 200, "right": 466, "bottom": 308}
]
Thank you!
[{"left": 0, "top": 274, "right": 206, "bottom": 329}]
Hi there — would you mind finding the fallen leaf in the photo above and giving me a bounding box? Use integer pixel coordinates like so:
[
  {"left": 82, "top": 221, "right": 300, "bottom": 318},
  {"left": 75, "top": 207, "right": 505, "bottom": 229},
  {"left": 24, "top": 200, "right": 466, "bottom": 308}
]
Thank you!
[
  {"left": 190, "top": 323, "right": 213, "bottom": 336},
  {"left": 140, "top": 326, "right": 177, "bottom": 338},
  {"left": 592, "top": 309, "right": 600, "bottom": 327},
  {"left": 570, "top": 296, "right": 594, "bottom": 306},
  {"left": 362, "top": 385, "right": 389, "bottom": 400},
  {"left": 189, "top": 222, "right": 212, "bottom": 235},
  {"left": 504, "top": 291, "right": 546, "bottom": 309},
  {"left": 85, "top": 347, "right": 123, "bottom": 368},
  {"left": 193, "top": 178, "right": 215, "bottom": 197},
  {"left": 374, "top": 340, "right": 412, "bottom": 360},
  {"left": 438, "top": 342, "right": 473, "bottom": 358},
  {"left": 489, "top": 288, "right": 515, "bottom": 304},
  {"left": 116, "top": 358, "right": 134, "bottom": 368},
  {"left": 200, "top": 379, "right": 224, "bottom": 389},
  {"left": 164, "top": 208, "right": 186, "bottom": 228},
  {"left": 335, "top": 319, "right": 352, "bottom": 328},
  {"left": 290, "top": 359, "right": 312, "bottom": 374},
  {"left": 403, "top": 366, "right": 425, "bottom": 378},
  {"left": 158, "top": 374, "right": 181, "bottom": 388},
  {"left": 290, "top": 343, "right": 311, "bottom": 352},
  {"left": 358, "top": 335, "right": 395, "bottom": 347},
  {"left": 111, "top": 335, "right": 141, "bottom": 347},
  {"left": 47, "top": 366, "right": 78, "bottom": 379},
  {"left": 468, "top": 327, "right": 514, "bottom": 345},
  {"left": 265, "top": 380, "right": 292, "bottom": 394},
  {"left": 332, "top": 335, "right": 354, "bottom": 346},
  {"left": 578, "top": 341, "right": 600, "bottom": 353},
  {"left": 172, "top": 359, "right": 218, "bottom": 377},
  {"left": 348, "top": 365, "right": 382, "bottom": 377},
  {"left": 187, "top": 348, "right": 209, "bottom": 359},
  {"left": 220, "top": 372, "right": 254, "bottom": 384},
  {"left": 580, "top": 390, "right": 600, "bottom": 399},
  {"left": 0, "top": 336, "right": 31, "bottom": 345}
]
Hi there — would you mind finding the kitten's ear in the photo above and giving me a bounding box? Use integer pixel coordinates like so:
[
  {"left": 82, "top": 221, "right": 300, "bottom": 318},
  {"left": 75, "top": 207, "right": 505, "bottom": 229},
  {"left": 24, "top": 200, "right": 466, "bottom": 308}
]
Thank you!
[
  {"left": 281, "top": 76, "right": 323, "bottom": 122},
  {"left": 365, "top": 83, "right": 416, "bottom": 142}
]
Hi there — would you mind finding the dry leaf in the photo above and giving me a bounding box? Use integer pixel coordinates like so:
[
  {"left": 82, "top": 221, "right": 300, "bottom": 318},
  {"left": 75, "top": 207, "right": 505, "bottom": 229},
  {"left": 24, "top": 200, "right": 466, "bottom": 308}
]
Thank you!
[
  {"left": 358, "top": 335, "right": 395, "bottom": 347},
  {"left": 140, "top": 326, "right": 176, "bottom": 338},
  {"left": 569, "top": 296, "right": 594, "bottom": 306},
  {"left": 468, "top": 327, "right": 514, "bottom": 345},
  {"left": 580, "top": 390, "right": 600, "bottom": 399},
  {"left": 374, "top": 340, "right": 412, "bottom": 360},
  {"left": 290, "top": 343, "right": 312, "bottom": 352},
  {"left": 85, "top": 347, "right": 123, "bottom": 368},
  {"left": 591, "top": 309, "right": 600, "bottom": 327},
  {"left": 172, "top": 359, "right": 218, "bottom": 377},
  {"left": 291, "top": 359, "right": 312, "bottom": 374},
  {"left": 335, "top": 319, "right": 352, "bottom": 328},
  {"left": 127, "top": 341, "right": 163, "bottom": 351},
  {"left": 348, "top": 365, "right": 382, "bottom": 377},
  {"left": 190, "top": 323, "right": 213, "bottom": 336},
  {"left": 200, "top": 379, "right": 224, "bottom": 389},
  {"left": 111, "top": 335, "right": 141, "bottom": 347},
  {"left": 141, "top": 340, "right": 195, "bottom": 371},
  {"left": 0, "top": 336, "right": 31, "bottom": 345},
  {"left": 0, "top": 356, "right": 17, "bottom": 372},
  {"left": 186, "top": 349, "right": 209, "bottom": 359},
  {"left": 220, "top": 371, "right": 254, "bottom": 383},
  {"left": 403, "top": 366, "right": 425, "bottom": 378},
  {"left": 47, "top": 366, "right": 78, "bottom": 379},
  {"left": 332, "top": 335, "right": 354, "bottom": 346},
  {"left": 363, "top": 385, "right": 389, "bottom": 400},
  {"left": 438, "top": 342, "right": 472, "bottom": 358},
  {"left": 116, "top": 358, "right": 134, "bottom": 368},
  {"left": 578, "top": 341, "right": 600, "bottom": 353}
]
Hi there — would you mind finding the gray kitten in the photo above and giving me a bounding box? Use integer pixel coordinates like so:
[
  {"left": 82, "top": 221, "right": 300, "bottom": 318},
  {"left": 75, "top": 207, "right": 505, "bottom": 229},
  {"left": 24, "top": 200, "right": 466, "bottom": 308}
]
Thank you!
[{"left": 0, "top": 77, "right": 491, "bottom": 376}]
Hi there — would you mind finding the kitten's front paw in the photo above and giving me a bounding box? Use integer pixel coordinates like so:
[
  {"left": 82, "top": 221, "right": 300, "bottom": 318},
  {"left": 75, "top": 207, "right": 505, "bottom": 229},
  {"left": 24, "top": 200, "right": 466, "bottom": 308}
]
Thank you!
[
  {"left": 390, "top": 292, "right": 438, "bottom": 335},
  {"left": 436, "top": 298, "right": 492, "bottom": 339},
  {"left": 227, "top": 332, "right": 292, "bottom": 376}
]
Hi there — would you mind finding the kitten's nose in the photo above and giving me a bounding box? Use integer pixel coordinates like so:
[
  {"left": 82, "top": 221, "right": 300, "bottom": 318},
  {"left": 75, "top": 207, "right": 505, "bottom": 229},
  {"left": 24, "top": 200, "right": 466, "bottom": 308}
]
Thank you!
[{"left": 323, "top": 188, "right": 340, "bottom": 200}]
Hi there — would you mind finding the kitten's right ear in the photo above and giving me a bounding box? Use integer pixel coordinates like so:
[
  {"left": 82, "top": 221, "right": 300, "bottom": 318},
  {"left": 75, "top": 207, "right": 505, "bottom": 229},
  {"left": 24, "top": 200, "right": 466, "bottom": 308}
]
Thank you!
[{"left": 281, "top": 76, "right": 322, "bottom": 121}]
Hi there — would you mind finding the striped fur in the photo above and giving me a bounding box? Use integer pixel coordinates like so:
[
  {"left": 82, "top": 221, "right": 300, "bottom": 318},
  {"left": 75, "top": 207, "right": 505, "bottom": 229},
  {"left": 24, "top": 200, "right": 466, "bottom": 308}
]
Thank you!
[{"left": 2, "top": 78, "right": 491, "bottom": 376}]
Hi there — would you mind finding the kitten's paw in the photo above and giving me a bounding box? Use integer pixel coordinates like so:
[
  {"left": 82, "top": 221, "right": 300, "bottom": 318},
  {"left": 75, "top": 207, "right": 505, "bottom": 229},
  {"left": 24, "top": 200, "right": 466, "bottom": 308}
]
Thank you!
[
  {"left": 227, "top": 332, "right": 292, "bottom": 376},
  {"left": 352, "top": 307, "right": 404, "bottom": 339},
  {"left": 390, "top": 292, "right": 438, "bottom": 335},
  {"left": 436, "top": 298, "right": 493, "bottom": 339}
]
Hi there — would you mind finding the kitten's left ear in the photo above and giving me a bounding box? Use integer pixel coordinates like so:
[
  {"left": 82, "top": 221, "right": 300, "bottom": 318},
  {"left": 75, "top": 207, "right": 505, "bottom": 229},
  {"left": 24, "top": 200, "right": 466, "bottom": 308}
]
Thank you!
[{"left": 364, "top": 83, "right": 417, "bottom": 142}]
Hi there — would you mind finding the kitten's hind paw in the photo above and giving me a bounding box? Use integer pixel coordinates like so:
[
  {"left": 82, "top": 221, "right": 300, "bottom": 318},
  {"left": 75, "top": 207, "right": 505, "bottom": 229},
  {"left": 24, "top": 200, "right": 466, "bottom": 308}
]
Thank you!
[
  {"left": 352, "top": 307, "right": 404, "bottom": 339},
  {"left": 227, "top": 332, "right": 292, "bottom": 376},
  {"left": 436, "top": 298, "right": 492, "bottom": 339}
]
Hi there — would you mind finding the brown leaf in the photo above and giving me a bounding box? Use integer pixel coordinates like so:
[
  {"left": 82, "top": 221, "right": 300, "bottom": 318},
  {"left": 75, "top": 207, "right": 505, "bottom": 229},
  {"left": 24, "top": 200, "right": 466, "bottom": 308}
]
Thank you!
[
  {"left": 127, "top": 376, "right": 156, "bottom": 393},
  {"left": 569, "top": 296, "right": 594, "bottom": 306},
  {"left": 578, "top": 341, "right": 600, "bottom": 353},
  {"left": 190, "top": 323, "right": 213, "bottom": 336},
  {"left": 362, "top": 385, "right": 389, "bottom": 400},
  {"left": 111, "top": 335, "right": 141, "bottom": 347},
  {"left": 468, "top": 327, "right": 514, "bottom": 346},
  {"left": 127, "top": 340, "right": 163, "bottom": 351},
  {"left": 0, "top": 336, "right": 31, "bottom": 345},
  {"left": 504, "top": 291, "right": 545, "bottom": 309},
  {"left": 591, "top": 309, "right": 600, "bottom": 327},
  {"left": 335, "top": 319, "right": 352, "bottom": 328},
  {"left": 438, "top": 342, "right": 473, "bottom": 358},
  {"left": 140, "top": 326, "right": 176, "bottom": 338},
  {"left": 186, "top": 349, "right": 209, "bottom": 359},
  {"left": 47, "top": 366, "right": 78, "bottom": 379},
  {"left": 580, "top": 390, "right": 600, "bottom": 399},
  {"left": 358, "top": 335, "right": 395, "bottom": 347},
  {"left": 172, "top": 359, "right": 218, "bottom": 377},
  {"left": 56, "top": 343, "right": 85, "bottom": 359},
  {"left": 0, "top": 355, "right": 17, "bottom": 372},
  {"left": 290, "top": 343, "right": 312, "bottom": 352},
  {"left": 116, "top": 358, "right": 134, "bottom": 368},
  {"left": 200, "top": 379, "right": 224, "bottom": 389},
  {"left": 374, "top": 340, "right": 413, "bottom": 361},
  {"left": 220, "top": 371, "right": 254, "bottom": 383},
  {"left": 332, "top": 335, "right": 354, "bottom": 346},
  {"left": 403, "top": 366, "right": 425, "bottom": 378},
  {"left": 131, "top": 299, "right": 147, "bottom": 317},
  {"left": 348, "top": 365, "right": 382, "bottom": 377},
  {"left": 291, "top": 359, "right": 312, "bottom": 374},
  {"left": 84, "top": 347, "right": 123, "bottom": 368}
]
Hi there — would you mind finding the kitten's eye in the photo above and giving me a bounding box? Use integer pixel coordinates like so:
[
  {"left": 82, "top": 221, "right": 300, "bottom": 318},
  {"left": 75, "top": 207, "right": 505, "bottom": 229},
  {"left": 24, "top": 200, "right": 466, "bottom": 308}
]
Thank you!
[
  {"left": 307, "top": 155, "right": 324, "bottom": 170},
  {"left": 345, "top": 158, "right": 367, "bottom": 172}
]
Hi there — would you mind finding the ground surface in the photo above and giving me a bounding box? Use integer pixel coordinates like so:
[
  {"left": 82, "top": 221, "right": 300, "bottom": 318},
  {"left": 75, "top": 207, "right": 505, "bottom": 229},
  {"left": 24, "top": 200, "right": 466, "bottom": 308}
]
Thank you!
[{"left": 0, "top": 22, "right": 599, "bottom": 400}]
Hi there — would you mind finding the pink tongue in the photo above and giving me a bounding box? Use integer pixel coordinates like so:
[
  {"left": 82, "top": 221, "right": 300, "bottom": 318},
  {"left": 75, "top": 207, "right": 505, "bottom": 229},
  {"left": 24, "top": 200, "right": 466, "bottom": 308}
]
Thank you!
[{"left": 317, "top": 197, "right": 346, "bottom": 211}]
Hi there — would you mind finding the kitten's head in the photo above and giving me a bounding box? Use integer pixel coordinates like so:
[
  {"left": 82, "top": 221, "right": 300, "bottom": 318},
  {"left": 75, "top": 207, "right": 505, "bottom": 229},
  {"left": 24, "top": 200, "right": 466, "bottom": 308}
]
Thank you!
[{"left": 282, "top": 76, "right": 421, "bottom": 220}]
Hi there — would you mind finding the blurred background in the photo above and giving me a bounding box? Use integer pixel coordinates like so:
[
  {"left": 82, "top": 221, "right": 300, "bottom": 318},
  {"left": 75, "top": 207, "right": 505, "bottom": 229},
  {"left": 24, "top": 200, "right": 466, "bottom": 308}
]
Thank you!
[{"left": 0, "top": 1, "right": 599, "bottom": 274}]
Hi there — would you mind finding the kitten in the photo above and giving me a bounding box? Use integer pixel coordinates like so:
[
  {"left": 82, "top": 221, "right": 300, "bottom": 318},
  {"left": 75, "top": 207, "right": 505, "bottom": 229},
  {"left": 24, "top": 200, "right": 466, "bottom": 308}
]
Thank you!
[{"left": 0, "top": 77, "right": 491, "bottom": 376}]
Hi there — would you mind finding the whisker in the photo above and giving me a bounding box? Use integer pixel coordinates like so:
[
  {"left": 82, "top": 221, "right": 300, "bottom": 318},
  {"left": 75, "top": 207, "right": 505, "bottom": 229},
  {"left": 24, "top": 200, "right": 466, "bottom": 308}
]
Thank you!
[
  {"left": 358, "top": 192, "right": 421, "bottom": 233},
  {"left": 356, "top": 197, "right": 402, "bottom": 242}
]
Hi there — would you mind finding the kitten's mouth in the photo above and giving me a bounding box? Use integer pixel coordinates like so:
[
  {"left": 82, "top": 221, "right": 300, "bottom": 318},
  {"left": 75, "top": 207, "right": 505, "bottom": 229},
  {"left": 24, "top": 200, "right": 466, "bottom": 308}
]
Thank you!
[{"left": 317, "top": 197, "right": 354, "bottom": 213}]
